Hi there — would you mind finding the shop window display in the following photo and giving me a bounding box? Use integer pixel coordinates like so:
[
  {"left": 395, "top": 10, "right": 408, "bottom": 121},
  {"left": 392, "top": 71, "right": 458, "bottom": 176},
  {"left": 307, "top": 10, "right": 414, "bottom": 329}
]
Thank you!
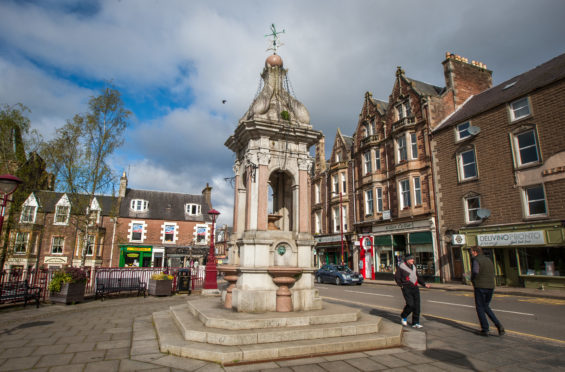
[{"left": 518, "top": 247, "right": 565, "bottom": 276}]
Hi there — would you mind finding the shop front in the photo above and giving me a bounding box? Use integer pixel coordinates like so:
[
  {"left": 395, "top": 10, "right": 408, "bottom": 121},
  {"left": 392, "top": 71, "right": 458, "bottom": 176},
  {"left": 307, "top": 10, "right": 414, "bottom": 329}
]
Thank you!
[
  {"left": 370, "top": 218, "right": 440, "bottom": 282},
  {"left": 460, "top": 221, "right": 565, "bottom": 289},
  {"left": 119, "top": 245, "right": 153, "bottom": 267},
  {"left": 314, "top": 235, "right": 350, "bottom": 268}
]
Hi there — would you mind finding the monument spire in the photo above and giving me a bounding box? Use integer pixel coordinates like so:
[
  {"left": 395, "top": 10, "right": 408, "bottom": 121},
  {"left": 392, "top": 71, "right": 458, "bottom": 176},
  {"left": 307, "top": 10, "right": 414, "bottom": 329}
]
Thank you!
[{"left": 265, "top": 23, "right": 285, "bottom": 54}]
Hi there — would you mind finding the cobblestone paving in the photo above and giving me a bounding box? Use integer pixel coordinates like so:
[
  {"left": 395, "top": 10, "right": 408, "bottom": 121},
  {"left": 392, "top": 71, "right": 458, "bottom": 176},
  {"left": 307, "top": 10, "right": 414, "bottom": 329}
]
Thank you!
[{"left": 0, "top": 295, "right": 564, "bottom": 371}]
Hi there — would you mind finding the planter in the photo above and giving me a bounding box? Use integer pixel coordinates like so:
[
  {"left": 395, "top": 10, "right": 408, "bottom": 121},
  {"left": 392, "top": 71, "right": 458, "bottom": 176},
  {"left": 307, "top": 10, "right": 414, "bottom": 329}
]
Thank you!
[
  {"left": 148, "top": 279, "right": 172, "bottom": 296},
  {"left": 50, "top": 282, "right": 86, "bottom": 304}
]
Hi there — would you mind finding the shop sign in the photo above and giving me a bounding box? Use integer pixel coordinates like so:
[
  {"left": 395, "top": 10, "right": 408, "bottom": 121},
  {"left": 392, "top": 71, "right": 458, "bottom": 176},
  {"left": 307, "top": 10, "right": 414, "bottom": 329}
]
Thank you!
[
  {"left": 44, "top": 256, "right": 67, "bottom": 264},
  {"left": 372, "top": 218, "right": 431, "bottom": 233},
  {"left": 451, "top": 234, "right": 466, "bottom": 245},
  {"left": 477, "top": 231, "right": 545, "bottom": 247},
  {"left": 315, "top": 235, "right": 342, "bottom": 243},
  {"left": 126, "top": 247, "right": 151, "bottom": 252}
]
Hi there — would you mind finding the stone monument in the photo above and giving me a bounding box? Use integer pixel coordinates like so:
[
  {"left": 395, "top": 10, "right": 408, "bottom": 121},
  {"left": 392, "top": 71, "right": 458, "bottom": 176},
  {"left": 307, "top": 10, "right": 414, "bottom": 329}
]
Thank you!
[{"left": 223, "top": 39, "right": 323, "bottom": 313}]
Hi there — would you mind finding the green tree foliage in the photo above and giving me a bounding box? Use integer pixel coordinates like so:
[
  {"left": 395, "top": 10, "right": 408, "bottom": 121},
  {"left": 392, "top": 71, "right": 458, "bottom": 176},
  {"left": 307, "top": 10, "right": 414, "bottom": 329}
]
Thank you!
[{"left": 0, "top": 103, "right": 31, "bottom": 174}]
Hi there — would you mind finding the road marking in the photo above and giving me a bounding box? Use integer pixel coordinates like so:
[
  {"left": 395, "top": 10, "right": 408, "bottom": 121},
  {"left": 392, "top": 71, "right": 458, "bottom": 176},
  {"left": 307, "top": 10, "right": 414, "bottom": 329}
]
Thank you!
[
  {"left": 519, "top": 298, "right": 565, "bottom": 305},
  {"left": 322, "top": 296, "right": 565, "bottom": 345},
  {"left": 344, "top": 290, "right": 393, "bottom": 297},
  {"left": 428, "top": 300, "right": 535, "bottom": 316}
]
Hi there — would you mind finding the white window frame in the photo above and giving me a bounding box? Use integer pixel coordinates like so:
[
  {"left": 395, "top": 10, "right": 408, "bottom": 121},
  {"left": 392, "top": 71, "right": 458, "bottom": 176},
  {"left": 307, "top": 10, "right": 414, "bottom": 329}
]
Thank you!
[
  {"left": 332, "top": 206, "right": 340, "bottom": 233},
  {"left": 464, "top": 195, "right": 482, "bottom": 224},
  {"left": 130, "top": 199, "right": 148, "bottom": 212},
  {"left": 314, "top": 183, "right": 320, "bottom": 204},
  {"left": 130, "top": 221, "right": 146, "bottom": 243},
  {"left": 363, "top": 151, "right": 372, "bottom": 175},
  {"left": 314, "top": 210, "right": 322, "bottom": 234},
  {"left": 522, "top": 184, "right": 547, "bottom": 217},
  {"left": 341, "top": 205, "right": 348, "bottom": 231},
  {"left": 86, "top": 235, "right": 95, "bottom": 256},
  {"left": 413, "top": 176, "right": 422, "bottom": 206},
  {"left": 376, "top": 187, "right": 383, "bottom": 213},
  {"left": 399, "top": 179, "right": 411, "bottom": 209},
  {"left": 335, "top": 151, "right": 342, "bottom": 162},
  {"left": 341, "top": 172, "right": 347, "bottom": 194},
  {"left": 20, "top": 205, "right": 37, "bottom": 224},
  {"left": 458, "top": 148, "right": 478, "bottom": 181},
  {"left": 365, "top": 189, "right": 374, "bottom": 216},
  {"left": 186, "top": 203, "right": 201, "bottom": 216},
  {"left": 54, "top": 194, "right": 71, "bottom": 225},
  {"left": 396, "top": 135, "right": 407, "bottom": 163},
  {"left": 513, "top": 128, "right": 540, "bottom": 167},
  {"left": 51, "top": 236, "right": 64, "bottom": 254},
  {"left": 410, "top": 133, "right": 418, "bottom": 160},
  {"left": 510, "top": 97, "right": 531, "bottom": 121},
  {"left": 162, "top": 223, "right": 177, "bottom": 244},
  {"left": 396, "top": 100, "right": 411, "bottom": 120},
  {"left": 332, "top": 174, "right": 339, "bottom": 196},
  {"left": 194, "top": 224, "right": 209, "bottom": 244},
  {"left": 14, "top": 232, "right": 29, "bottom": 254},
  {"left": 456, "top": 121, "right": 471, "bottom": 141},
  {"left": 374, "top": 147, "right": 381, "bottom": 171}
]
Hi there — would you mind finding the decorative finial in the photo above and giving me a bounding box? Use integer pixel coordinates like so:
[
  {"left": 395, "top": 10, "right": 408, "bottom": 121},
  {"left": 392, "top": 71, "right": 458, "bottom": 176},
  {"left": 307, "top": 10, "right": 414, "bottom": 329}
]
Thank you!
[{"left": 265, "top": 23, "right": 285, "bottom": 54}]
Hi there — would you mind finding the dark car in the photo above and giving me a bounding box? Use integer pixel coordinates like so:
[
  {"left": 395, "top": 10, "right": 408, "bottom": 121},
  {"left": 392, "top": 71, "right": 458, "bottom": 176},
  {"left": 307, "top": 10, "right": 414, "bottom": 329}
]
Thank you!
[{"left": 315, "top": 264, "right": 363, "bottom": 285}]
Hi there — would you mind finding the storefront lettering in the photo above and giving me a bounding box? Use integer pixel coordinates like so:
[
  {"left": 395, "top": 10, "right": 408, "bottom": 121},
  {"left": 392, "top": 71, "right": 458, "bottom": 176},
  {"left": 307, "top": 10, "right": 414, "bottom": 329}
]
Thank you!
[
  {"left": 477, "top": 231, "right": 545, "bottom": 247},
  {"left": 385, "top": 222, "right": 414, "bottom": 231},
  {"left": 44, "top": 256, "right": 67, "bottom": 264},
  {"left": 126, "top": 247, "right": 151, "bottom": 252}
]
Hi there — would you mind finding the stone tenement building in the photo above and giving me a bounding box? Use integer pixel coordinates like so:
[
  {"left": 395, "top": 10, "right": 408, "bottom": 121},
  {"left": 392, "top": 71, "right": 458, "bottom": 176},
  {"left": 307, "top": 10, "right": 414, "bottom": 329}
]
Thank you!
[
  {"left": 432, "top": 52, "right": 565, "bottom": 288},
  {"left": 313, "top": 52, "right": 494, "bottom": 282}
]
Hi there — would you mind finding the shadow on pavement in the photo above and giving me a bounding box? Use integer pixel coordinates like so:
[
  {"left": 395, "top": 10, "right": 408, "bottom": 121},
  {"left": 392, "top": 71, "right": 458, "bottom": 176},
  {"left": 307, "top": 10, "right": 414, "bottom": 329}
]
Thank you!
[
  {"left": 0, "top": 320, "right": 54, "bottom": 335},
  {"left": 424, "top": 348, "right": 479, "bottom": 371}
]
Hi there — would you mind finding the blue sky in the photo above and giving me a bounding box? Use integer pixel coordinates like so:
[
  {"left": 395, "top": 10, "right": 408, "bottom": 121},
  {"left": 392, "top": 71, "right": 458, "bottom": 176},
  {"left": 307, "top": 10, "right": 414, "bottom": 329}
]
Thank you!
[{"left": 1, "top": 0, "right": 564, "bottom": 227}]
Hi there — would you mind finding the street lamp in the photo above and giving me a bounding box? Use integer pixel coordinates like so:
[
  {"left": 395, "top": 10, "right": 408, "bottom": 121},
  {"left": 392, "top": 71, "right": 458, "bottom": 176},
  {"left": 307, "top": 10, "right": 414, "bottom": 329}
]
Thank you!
[
  {"left": 203, "top": 208, "right": 220, "bottom": 290},
  {"left": 0, "top": 174, "right": 23, "bottom": 269}
]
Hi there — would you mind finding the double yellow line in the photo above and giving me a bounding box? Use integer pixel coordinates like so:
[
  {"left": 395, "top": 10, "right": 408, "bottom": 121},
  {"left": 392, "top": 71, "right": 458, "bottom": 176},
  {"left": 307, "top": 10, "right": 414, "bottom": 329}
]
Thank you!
[{"left": 322, "top": 295, "right": 565, "bottom": 345}]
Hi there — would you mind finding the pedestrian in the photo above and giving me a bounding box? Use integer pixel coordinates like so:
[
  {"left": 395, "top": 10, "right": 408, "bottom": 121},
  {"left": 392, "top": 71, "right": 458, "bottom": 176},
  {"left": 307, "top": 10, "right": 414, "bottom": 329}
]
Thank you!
[
  {"left": 468, "top": 246, "right": 505, "bottom": 337},
  {"left": 394, "top": 254, "right": 430, "bottom": 328}
]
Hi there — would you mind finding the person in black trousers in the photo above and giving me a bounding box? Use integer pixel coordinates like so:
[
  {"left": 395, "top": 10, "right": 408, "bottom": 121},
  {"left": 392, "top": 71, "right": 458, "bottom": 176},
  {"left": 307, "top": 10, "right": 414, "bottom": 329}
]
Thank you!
[
  {"left": 468, "top": 246, "right": 505, "bottom": 337},
  {"left": 395, "top": 254, "right": 430, "bottom": 328}
]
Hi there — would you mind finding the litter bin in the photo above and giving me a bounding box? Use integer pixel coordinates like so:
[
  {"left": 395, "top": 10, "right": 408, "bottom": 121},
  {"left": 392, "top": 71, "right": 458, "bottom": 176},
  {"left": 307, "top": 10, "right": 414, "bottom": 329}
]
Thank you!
[{"left": 177, "top": 268, "right": 192, "bottom": 294}]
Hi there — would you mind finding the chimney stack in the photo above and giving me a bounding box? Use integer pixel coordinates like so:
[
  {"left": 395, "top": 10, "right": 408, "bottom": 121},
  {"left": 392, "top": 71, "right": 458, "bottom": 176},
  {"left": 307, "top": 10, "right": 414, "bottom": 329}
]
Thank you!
[
  {"left": 202, "top": 183, "right": 212, "bottom": 208},
  {"left": 314, "top": 136, "right": 326, "bottom": 173},
  {"left": 443, "top": 52, "right": 492, "bottom": 109}
]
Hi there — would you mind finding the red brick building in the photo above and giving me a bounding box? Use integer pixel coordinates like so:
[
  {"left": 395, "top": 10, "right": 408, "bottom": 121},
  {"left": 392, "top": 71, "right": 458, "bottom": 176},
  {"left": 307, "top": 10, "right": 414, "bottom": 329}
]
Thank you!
[{"left": 432, "top": 53, "right": 565, "bottom": 287}]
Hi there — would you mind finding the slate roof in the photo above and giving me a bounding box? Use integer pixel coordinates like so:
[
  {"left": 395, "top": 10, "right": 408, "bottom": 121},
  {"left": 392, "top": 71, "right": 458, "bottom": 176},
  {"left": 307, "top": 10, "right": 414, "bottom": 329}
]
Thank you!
[
  {"left": 434, "top": 52, "right": 565, "bottom": 132},
  {"left": 369, "top": 98, "right": 388, "bottom": 116},
  {"left": 406, "top": 77, "right": 445, "bottom": 97},
  {"left": 119, "top": 189, "right": 212, "bottom": 222},
  {"left": 342, "top": 135, "right": 354, "bottom": 150},
  {"left": 34, "top": 191, "right": 118, "bottom": 215}
]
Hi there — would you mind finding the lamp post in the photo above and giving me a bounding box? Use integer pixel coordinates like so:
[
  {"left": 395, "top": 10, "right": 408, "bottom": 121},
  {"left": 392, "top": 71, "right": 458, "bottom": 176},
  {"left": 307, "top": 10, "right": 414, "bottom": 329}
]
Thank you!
[
  {"left": 203, "top": 208, "right": 220, "bottom": 290},
  {"left": 0, "top": 174, "right": 23, "bottom": 269}
]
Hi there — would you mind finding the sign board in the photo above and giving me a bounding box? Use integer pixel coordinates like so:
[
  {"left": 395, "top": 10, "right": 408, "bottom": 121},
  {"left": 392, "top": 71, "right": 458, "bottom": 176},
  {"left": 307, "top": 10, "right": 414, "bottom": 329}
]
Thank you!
[
  {"left": 44, "top": 256, "right": 68, "bottom": 264},
  {"left": 451, "top": 234, "right": 466, "bottom": 246},
  {"left": 477, "top": 231, "right": 545, "bottom": 247},
  {"left": 315, "top": 235, "right": 342, "bottom": 243},
  {"left": 382, "top": 210, "right": 391, "bottom": 220}
]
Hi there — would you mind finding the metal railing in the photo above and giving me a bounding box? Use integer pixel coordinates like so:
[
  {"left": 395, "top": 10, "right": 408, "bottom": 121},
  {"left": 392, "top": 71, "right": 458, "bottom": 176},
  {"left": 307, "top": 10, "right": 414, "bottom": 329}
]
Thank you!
[{"left": 0, "top": 266, "right": 206, "bottom": 303}]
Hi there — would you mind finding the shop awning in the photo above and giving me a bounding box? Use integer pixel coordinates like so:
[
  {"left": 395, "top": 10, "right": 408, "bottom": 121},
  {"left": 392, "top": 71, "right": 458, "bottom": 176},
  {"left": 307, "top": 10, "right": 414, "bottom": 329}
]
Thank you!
[
  {"left": 373, "top": 235, "right": 392, "bottom": 246},
  {"left": 409, "top": 232, "right": 433, "bottom": 245}
]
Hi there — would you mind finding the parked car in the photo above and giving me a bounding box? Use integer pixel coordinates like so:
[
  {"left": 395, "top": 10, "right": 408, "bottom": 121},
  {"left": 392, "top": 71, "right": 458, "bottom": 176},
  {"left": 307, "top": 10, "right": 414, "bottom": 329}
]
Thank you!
[{"left": 315, "top": 264, "right": 363, "bottom": 285}]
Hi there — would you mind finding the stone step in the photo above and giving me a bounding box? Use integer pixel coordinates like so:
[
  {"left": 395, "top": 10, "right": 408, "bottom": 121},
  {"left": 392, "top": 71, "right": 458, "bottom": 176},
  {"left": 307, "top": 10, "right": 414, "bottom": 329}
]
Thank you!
[
  {"left": 186, "top": 297, "right": 360, "bottom": 330},
  {"left": 153, "top": 307, "right": 403, "bottom": 365},
  {"left": 171, "top": 303, "right": 382, "bottom": 345}
]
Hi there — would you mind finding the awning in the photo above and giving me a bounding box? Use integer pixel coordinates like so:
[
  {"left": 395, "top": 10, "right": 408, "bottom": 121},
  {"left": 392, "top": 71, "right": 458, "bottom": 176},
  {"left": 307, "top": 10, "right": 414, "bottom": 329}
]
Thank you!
[
  {"left": 409, "top": 231, "right": 433, "bottom": 245},
  {"left": 373, "top": 235, "right": 392, "bottom": 246}
]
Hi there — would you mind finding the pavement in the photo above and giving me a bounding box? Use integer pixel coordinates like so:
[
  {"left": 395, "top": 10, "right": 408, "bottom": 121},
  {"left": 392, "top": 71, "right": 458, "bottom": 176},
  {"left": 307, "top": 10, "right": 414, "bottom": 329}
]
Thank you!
[{"left": 0, "top": 282, "right": 563, "bottom": 372}]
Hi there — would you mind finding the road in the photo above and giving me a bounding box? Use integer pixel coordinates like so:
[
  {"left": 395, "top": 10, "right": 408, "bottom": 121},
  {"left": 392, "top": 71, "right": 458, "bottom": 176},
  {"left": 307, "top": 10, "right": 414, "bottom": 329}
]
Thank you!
[{"left": 316, "top": 282, "right": 565, "bottom": 343}]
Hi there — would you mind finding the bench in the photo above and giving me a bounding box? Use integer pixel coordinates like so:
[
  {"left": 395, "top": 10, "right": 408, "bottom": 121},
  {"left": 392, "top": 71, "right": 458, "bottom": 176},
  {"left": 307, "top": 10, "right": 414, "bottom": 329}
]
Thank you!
[
  {"left": 95, "top": 277, "right": 146, "bottom": 301},
  {"left": 0, "top": 280, "right": 42, "bottom": 308}
]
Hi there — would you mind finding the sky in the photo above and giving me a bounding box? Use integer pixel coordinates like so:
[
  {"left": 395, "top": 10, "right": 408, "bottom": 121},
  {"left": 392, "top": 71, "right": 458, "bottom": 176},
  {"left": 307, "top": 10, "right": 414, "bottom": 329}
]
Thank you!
[{"left": 1, "top": 0, "right": 564, "bottom": 227}]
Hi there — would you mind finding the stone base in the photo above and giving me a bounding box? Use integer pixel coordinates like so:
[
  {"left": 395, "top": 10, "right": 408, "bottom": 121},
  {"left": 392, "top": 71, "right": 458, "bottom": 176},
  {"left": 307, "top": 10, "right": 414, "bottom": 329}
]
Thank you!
[
  {"left": 152, "top": 297, "right": 402, "bottom": 365},
  {"left": 200, "top": 289, "right": 221, "bottom": 297}
]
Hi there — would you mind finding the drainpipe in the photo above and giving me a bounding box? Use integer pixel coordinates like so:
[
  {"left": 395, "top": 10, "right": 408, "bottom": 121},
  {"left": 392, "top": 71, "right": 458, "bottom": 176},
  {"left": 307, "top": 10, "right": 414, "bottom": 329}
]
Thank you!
[
  {"left": 109, "top": 217, "right": 117, "bottom": 267},
  {"left": 425, "top": 97, "right": 445, "bottom": 283}
]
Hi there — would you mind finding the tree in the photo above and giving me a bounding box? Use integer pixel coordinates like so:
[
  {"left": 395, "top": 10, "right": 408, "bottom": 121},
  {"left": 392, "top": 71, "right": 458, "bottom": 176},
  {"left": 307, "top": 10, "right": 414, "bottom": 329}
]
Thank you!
[
  {"left": 0, "top": 103, "right": 31, "bottom": 174},
  {"left": 41, "top": 84, "right": 131, "bottom": 266}
]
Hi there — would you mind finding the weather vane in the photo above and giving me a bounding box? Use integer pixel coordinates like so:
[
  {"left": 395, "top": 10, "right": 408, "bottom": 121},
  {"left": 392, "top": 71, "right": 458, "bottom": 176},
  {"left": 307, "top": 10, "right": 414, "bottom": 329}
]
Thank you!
[{"left": 265, "top": 23, "right": 285, "bottom": 54}]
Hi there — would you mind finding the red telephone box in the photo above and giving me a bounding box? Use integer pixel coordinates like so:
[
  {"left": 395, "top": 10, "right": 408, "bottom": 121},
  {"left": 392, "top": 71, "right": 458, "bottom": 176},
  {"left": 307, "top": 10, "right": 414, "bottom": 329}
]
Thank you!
[{"left": 359, "top": 236, "right": 374, "bottom": 279}]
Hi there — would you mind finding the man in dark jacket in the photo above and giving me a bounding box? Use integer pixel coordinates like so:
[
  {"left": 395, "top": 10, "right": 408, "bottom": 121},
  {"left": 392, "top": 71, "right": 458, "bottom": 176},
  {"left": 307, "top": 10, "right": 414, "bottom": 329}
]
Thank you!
[
  {"left": 469, "top": 246, "right": 505, "bottom": 337},
  {"left": 394, "top": 254, "right": 430, "bottom": 328}
]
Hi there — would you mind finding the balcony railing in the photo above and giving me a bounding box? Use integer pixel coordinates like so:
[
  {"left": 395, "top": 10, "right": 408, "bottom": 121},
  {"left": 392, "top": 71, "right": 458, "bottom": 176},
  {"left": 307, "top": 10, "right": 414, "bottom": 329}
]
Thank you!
[
  {"left": 360, "top": 134, "right": 380, "bottom": 146},
  {"left": 392, "top": 116, "right": 416, "bottom": 132}
]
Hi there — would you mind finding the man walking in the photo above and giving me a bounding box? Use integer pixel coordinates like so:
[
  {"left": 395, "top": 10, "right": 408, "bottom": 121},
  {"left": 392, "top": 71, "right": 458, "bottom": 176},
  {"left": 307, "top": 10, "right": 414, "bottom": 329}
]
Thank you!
[
  {"left": 468, "top": 246, "right": 505, "bottom": 337},
  {"left": 395, "top": 254, "right": 430, "bottom": 328}
]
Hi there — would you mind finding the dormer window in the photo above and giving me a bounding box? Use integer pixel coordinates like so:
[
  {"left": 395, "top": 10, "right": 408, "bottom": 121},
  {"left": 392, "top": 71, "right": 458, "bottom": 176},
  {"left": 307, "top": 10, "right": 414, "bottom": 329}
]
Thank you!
[
  {"left": 88, "top": 198, "right": 101, "bottom": 225},
  {"left": 54, "top": 194, "right": 70, "bottom": 225},
  {"left": 396, "top": 100, "right": 411, "bottom": 120},
  {"left": 186, "top": 203, "right": 201, "bottom": 215},
  {"left": 130, "top": 199, "right": 148, "bottom": 212},
  {"left": 510, "top": 97, "right": 531, "bottom": 121},
  {"left": 20, "top": 194, "right": 38, "bottom": 224}
]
